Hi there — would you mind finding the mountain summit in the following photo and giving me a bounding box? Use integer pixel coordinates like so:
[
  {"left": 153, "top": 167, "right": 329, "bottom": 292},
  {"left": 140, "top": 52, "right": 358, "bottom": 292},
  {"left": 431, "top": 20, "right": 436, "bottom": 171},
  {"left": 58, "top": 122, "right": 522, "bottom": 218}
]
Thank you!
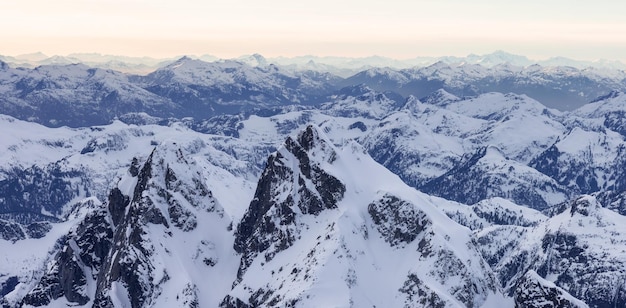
[{"left": 224, "top": 125, "right": 503, "bottom": 307}]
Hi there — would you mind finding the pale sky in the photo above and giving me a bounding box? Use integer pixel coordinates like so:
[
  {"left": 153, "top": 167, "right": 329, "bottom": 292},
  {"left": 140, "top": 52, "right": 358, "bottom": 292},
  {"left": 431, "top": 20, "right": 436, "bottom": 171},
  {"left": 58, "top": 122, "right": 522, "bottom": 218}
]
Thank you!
[{"left": 3, "top": 0, "right": 626, "bottom": 61}]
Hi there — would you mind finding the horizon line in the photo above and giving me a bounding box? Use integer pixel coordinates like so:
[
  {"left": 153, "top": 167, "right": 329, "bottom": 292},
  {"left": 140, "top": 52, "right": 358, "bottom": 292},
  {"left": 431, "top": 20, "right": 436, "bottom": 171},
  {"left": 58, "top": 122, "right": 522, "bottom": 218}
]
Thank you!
[{"left": 3, "top": 50, "right": 626, "bottom": 65}]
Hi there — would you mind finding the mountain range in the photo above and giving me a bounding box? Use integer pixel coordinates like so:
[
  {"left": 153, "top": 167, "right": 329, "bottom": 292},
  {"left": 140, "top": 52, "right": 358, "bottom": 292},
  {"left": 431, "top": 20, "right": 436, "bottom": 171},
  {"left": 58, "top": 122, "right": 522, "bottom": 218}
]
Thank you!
[
  {"left": 3, "top": 51, "right": 626, "bottom": 75},
  {"left": 1, "top": 53, "right": 626, "bottom": 131},
  {"left": 1, "top": 52, "right": 626, "bottom": 307}
]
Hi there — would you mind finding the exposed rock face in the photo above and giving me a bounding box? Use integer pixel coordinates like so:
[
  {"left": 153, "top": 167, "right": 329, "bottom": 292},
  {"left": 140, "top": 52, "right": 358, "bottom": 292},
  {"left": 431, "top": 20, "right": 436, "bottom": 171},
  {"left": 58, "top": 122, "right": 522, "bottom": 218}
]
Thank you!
[
  {"left": 0, "top": 276, "right": 19, "bottom": 299},
  {"left": 19, "top": 141, "right": 225, "bottom": 307},
  {"left": 514, "top": 270, "right": 588, "bottom": 308},
  {"left": 233, "top": 125, "right": 345, "bottom": 280},
  {"left": 93, "top": 144, "right": 222, "bottom": 307},
  {"left": 0, "top": 160, "right": 89, "bottom": 220},
  {"left": 421, "top": 146, "right": 569, "bottom": 210},
  {"left": 368, "top": 193, "right": 430, "bottom": 247},
  {"left": 21, "top": 198, "right": 113, "bottom": 306},
  {"left": 0, "top": 219, "right": 26, "bottom": 241},
  {"left": 92, "top": 152, "right": 159, "bottom": 308},
  {"left": 491, "top": 196, "right": 626, "bottom": 307}
]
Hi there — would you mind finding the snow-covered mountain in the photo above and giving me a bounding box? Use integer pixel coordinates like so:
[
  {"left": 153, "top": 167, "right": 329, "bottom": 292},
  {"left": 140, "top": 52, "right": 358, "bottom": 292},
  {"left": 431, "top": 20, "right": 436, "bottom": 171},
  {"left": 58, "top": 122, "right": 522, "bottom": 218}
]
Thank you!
[
  {"left": 16, "top": 141, "right": 243, "bottom": 307},
  {"left": 0, "top": 63, "right": 177, "bottom": 127},
  {"left": 319, "top": 84, "right": 404, "bottom": 119},
  {"left": 421, "top": 145, "right": 570, "bottom": 210},
  {"left": 2, "top": 124, "right": 510, "bottom": 307},
  {"left": 3, "top": 103, "right": 624, "bottom": 306},
  {"left": 1, "top": 53, "right": 625, "bottom": 128},
  {"left": 344, "top": 62, "right": 626, "bottom": 110},
  {"left": 485, "top": 195, "right": 626, "bottom": 307},
  {"left": 0, "top": 119, "right": 263, "bottom": 307},
  {"left": 5, "top": 51, "right": 625, "bottom": 75},
  {"left": 136, "top": 56, "right": 340, "bottom": 114},
  {"left": 0, "top": 58, "right": 341, "bottom": 127},
  {"left": 3, "top": 53, "right": 626, "bottom": 307},
  {"left": 0, "top": 53, "right": 175, "bottom": 75},
  {"left": 530, "top": 91, "right": 626, "bottom": 211},
  {"left": 224, "top": 125, "right": 503, "bottom": 307}
]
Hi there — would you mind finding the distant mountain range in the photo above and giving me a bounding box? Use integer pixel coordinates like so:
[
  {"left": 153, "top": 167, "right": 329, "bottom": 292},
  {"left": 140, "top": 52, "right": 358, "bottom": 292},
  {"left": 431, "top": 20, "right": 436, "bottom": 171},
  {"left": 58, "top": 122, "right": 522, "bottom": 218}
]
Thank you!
[
  {"left": 2, "top": 50, "right": 625, "bottom": 76},
  {"left": 1, "top": 53, "right": 625, "bottom": 130}
]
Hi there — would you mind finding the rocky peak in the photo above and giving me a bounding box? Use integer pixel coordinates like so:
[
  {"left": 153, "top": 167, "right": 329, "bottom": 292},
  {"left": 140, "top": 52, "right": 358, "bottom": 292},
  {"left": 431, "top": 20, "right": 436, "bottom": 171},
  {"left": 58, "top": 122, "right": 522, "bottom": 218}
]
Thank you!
[
  {"left": 400, "top": 95, "right": 425, "bottom": 114},
  {"left": 224, "top": 125, "right": 502, "bottom": 307},
  {"left": 420, "top": 88, "right": 460, "bottom": 107},
  {"left": 94, "top": 142, "right": 223, "bottom": 305},
  {"left": 233, "top": 125, "right": 345, "bottom": 279},
  {"left": 286, "top": 124, "right": 337, "bottom": 162},
  {"left": 293, "top": 125, "right": 321, "bottom": 152},
  {"left": 569, "top": 195, "right": 600, "bottom": 217},
  {"left": 10, "top": 142, "right": 228, "bottom": 307}
]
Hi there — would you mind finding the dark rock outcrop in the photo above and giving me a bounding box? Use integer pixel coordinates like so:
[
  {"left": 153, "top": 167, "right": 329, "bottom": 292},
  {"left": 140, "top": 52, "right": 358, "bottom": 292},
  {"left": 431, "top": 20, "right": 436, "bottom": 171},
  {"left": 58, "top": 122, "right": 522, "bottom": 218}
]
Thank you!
[
  {"left": 368, "top": 194, "right": 431, "bottom": 247},
  {"left": 514, "top": 270, "right": 587, "bottom": 308},
  {"left": 233, "top": 125, "right": 345, "bottom": 281},
  {"left": 22, "top": 199, "right": 113, "bottom": 306}
]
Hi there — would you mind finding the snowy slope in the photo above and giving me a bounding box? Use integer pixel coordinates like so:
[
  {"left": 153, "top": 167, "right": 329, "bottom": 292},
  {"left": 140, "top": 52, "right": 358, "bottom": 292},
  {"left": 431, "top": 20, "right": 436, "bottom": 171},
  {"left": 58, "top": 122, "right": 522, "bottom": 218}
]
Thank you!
[
  {"left": 361, "top": 109, "right": 465, "bottom": 187},
  {"left": 421, "top": 146, "right": 570, "bottom": 210},
  {"left": 0, "top": 115, "right": 265, "bottom": 219},
  {"left": 421, "top": 92, "right": 565, "bottom": 163},
  {"left": 530, "top": 126, "right": 626, "bottom": 195}
]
